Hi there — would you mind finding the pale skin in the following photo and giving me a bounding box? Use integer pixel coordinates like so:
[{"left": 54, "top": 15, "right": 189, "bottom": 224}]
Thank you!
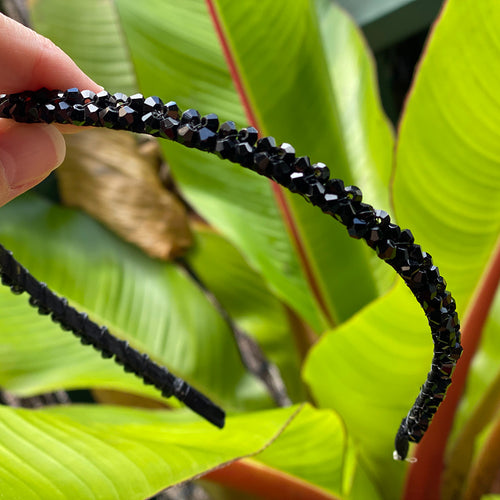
[{"left": 0, "top": 13, "right": 102, "bottom": 206}]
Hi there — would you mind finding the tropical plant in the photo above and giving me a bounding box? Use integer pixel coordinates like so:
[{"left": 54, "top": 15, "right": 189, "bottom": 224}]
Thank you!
[{"left": 0, "top": 0, "right": 498, "bottom": 499}]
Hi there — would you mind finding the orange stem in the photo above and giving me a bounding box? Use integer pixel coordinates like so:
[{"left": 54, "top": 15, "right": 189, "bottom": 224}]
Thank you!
[{"left": 204, "top": 459, "right": 338, "bottom": 500}]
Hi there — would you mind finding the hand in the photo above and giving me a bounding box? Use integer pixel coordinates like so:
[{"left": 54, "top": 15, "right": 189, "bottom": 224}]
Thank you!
[{"left": 0, "top": 13, "right": 101, "bottom": 206}]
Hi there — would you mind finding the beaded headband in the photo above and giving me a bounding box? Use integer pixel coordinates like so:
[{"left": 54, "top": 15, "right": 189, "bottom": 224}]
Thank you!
[{"left": 0, "top": 88, "right": 462, "bottom": 460}]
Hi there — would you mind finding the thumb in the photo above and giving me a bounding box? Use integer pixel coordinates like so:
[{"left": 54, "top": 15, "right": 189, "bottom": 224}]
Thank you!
[{"left": 0, "top": 121, "right": 65, "bottom": 206}]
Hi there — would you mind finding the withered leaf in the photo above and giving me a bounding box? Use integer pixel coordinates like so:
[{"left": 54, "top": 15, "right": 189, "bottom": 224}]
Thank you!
[{"left": 58, "top": 128, "right": 192, "bottom": 260}]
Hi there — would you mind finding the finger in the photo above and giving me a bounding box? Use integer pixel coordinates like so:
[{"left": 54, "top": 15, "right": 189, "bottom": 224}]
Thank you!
[
  {"left": 0, "top": 121, "right": 65, "bottom": 206},
  {"left": 0, "top": 13, "right": 102, "bottom": 93}
]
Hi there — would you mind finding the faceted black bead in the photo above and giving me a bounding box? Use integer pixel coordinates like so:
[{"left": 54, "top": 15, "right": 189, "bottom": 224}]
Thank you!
[
  {"left": 278, "top": 143, "right": 296, "bottom": 165},
  {"left": 201, "top": 113, "right": 219, "bottom": 132},
  {"left": 142, "top": 111, "right": 162, "bottom": 135},
  {"left": 215, "top": 137, "right": 236, "bottom": 160},
  {"left": 313, "top": 162, "right": 330, "bottom": 181},
  {"left": 165, "top": 101, "right": 180, "bottom": 120},
  {"left": 33, "top": 87, "right": 52, "bottom": 103},
  {"left": 117, "top": 105, "right": 137, "bottom": 129},
  {"left": 256, "top": 136, "right": 277, "bottom": 152},
  {"left": 198, "top": 127, "right": 217, "bottom": 150},
  {"left": 238, "top": 127, "right": 258, "bottom": 146},
  {"left": 84, "top": 103, "right": 100, "bottom": 125},
  {"left": 110, "top": 92, "right": 128, "bottom": 106},
  {"left": 270, "top": 158, "right": 293, "bottom": 186},
  {"left": 177, "top": 123, "right": 199, "bottom": 147},
  {"left": 377, "top": 239, "right": 397, "bottom": 260},
  {"left": 399, "top": 229, "right": 415, "bottom": 245},
  {"left": 387, "top": 247, "right": 410, "bottom": 271},
  {"left": 253, "top": 151, "right": 270, "bottom": 174},
  {"left": 40, "top": 103, "right": 56, "bottom": 123},
  {"left": 54, "top": 101, "right": 73, "bottom": 124},
  {"left": 80, "top": 90, "right": 96, "bottom": 104},
  {"left": 159, "top": 117, "right": 179, "bottom": 140},
  {"left": 408, "top": 244, "right": 425, "bottom": 265},
  {"left": 47, "top": 89, "right": 65, "bottom": 103},
  {"left": 294, "top": 156, "right": 312, "bottom": 173},
  {"left": 348, "top": 217, "right": 370, "bottom": 239},
  {"left": 307, "top": 180, "right": 327, "bottom": 205},
  {"left": 375, "top": 209, "right": 391, "bottom": 227},
  {"left": 345, "top": 185, "right": 362, "bottom": 203},
  {"left": 331, "top": 198, "right": 356, "bottom": 225},
  {"left": 0, "top": 94, "right": 11, "bottom": 117},
  {"left": 325, "top": 179, "right": 345, "bottom": 197},
  {"left": 69, "top": 104, "right": 85, "bottom": 126},
  {"left": 65, "top": 88, "right": 83, "bottom": 104},
  {"left": 128, "top": 93, "right": 145, "bottom": 113},
  {"left": 234, "top": 142, "right": 254, "bottom": 167},
  {"left": 385, "top": 223, "right": 401, "bottom": 241},
  {"left": 365, "top": 227, "right": 383, "bottom": 248},
  {"left": 180, "top": 109, "right": 201, "bottom": 126},
  {"left": 289, "top": 171, "right": 313, "bottom": 195},
  {"left": 219, "top": 121, "right": 238, "bottom": 138},
  {"left": 144, "top": 95, "right": 163, "bottom": 112},
  {"left": 99, "top": 106, "right": 120, "bottom": 128},
  {"left": 95, "top": 90, "right": 111, "bottom": 106}
]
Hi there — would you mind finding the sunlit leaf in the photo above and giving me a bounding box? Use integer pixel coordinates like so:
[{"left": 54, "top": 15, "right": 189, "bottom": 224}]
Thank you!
[
  {"left": 0, "top": 404, "right": 298, "bottom": 500},
  {"left": 0, "top": 194, "right": 269, "bottom": 410}
]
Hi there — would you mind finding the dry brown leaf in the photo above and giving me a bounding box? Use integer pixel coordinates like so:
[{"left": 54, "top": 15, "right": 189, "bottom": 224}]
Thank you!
[{"left": 58, "top": 128, "right": 192, "bottom": 260}]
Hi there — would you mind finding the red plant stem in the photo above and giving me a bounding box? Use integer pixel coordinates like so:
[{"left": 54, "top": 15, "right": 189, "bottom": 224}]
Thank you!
[
  {"left": 204, "top": 0, "right": 334, "bottom": 329},
  {"left": 403, "top": 235, "right": 500, "bottom": 500},
  {"left": 205, "top": 459, "right": 338, "bottom": 500}
]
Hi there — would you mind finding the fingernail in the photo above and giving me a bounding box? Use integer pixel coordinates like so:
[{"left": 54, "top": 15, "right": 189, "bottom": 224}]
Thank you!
[{"left": 0, "top": 123, "right": 65, "bottom": 192}]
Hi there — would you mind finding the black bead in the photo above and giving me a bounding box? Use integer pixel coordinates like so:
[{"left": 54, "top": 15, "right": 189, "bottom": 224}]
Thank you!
[
  {"left": 270, "top": 158, "right": 293, "bottom": 186},
  {"left": 219, "top": 121, "right": 238, "bottom": 138},
  {"left": 144, "top": 95, "right": 163, "bottom": 112},
  {"left": 117, "top": 105, "right": 137, "bottom": 129},
  {"left": 238, "top": 127, "right": 258, "bottom": 146},
  {"left": 289, "top": 171, "right": 313, "bottom": 195},
  {"left": 201, "top": 113, "right": 219, "bottom": 132},
  {"left": 253, "top": 151, "right": 270, "bottom": 174},
  {"left": 110, "top": 93, "right": 128, "bottom": 106},
  {"left": 80, "top": 90, "right": 96, "bottom": 104},
  {"left": 69, "top": 104, "right": 86, "bottom": 126},
  {"left": 65, "top": 88, "right": 83, "bottom": 104},
  {"left": 278, "top": 143, "right": 296, "bottom": 165},
  {"left": 256, "top": 136, "right": 277, "bottom": 152},
  {"left": 345, "top": 185, "right": 362, "bottom": 203},
  {"left": 142, "top": 111, "right": 162, "bottom": 135},
  {"left": 234, "top": 142, "right": 254, "bottom": 167},
  {"left": 377, "top": 239, "right": 397, "bottom": 260},
  {"left": 313, "top": 162, "right": 330, "bottom": 182},
  {"left": 198, "top": 127, "right": 217, "bottom": 150},
  {"left": 95, "top": 90, "right": 111, "bottom": 106},
  {"left": 99, "top": 106, "right": 120, "bottom": 128},
  {"left": 294, "top": 156, "right": 312, "bottom": 173},
  {"left": 348, "top": 217, "right": 370, "bottom": 239},
  {"left": 375, "top": 209, "right": 391, "bottom": 227},
  {"left": 180, "top": 109, "right": 201, "bottom": 126},
  {"left": 159, "top": 117, "right": 178, "bottom": 140},
  {"left": 84, "top": 103, "right": 100, "bottom": 125},
  {"left": 215, "top": 137, "right": 236, "bottom": 160},
  {"left": 165, "top": 101, "right": 180, "bottom": 120},
  {"left": 177, "top": 123, "right": 199, "bottom": 147},
  {"left": 128, "top": 93, "right": 145, "bottom": 113}
]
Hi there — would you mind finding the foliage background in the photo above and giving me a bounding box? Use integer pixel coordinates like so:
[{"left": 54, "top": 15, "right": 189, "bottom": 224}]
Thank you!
[{"left": 0, "top": 0, "right": 498, "bottom": 499}]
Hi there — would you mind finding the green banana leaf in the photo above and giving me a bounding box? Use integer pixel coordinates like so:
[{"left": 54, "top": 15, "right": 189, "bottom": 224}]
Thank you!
[
  {"left": 33, "top": 0, "right": 394, "bottom": 331},
  {"left": 0, "top": 404, "right": 298, "bottom": 500},
  {"left": 304, "top": 0, "right": 500, "bottom": 498},
  {"left": 0, "top": 194, "right": 269, "bottom": 411}
]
